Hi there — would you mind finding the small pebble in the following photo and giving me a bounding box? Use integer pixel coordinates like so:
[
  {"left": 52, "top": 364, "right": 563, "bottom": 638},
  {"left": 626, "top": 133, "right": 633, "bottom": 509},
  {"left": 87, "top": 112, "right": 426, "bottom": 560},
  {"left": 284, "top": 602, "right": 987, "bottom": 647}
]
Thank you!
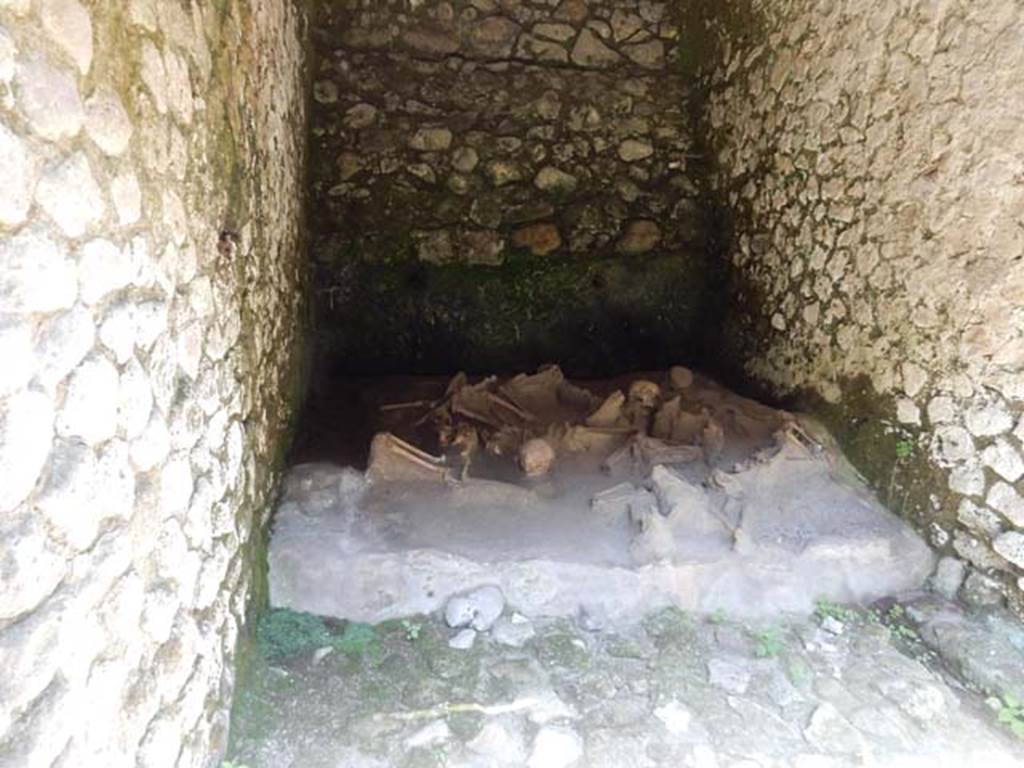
[{"left": 449, "top": 628, "right": 477, "bottom": 650}]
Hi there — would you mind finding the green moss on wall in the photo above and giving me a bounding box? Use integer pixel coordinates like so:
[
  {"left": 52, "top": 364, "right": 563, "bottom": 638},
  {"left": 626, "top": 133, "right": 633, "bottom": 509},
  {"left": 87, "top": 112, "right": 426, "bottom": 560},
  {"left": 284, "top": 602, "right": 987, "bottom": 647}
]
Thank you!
[{"left": 314, "top": 249, "right": 712, "bottom": 377}]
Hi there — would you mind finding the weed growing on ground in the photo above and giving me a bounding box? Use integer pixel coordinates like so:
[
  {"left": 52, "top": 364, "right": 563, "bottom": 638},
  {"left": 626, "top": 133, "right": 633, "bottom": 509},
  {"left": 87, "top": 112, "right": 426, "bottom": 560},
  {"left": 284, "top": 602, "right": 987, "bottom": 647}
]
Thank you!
[
  {"left": 402, "top": 619, "right": 422, "bottom": 641},
  {"left": 995, "top": 694, "right": 1024, "bottom": 740},
  {"left": 814, "top": 597, "right": 855, "bottom": 623},
  {"left": 754, "top": 628, "right": 783, "bottom": 658}
]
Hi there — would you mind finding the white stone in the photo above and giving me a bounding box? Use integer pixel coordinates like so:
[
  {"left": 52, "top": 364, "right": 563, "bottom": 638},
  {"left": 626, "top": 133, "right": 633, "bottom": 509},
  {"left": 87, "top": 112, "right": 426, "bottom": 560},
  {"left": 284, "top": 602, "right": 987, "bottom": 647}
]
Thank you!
[
  {"left": 0, "top": 323, "right": 33, "bottom": 397},
  {"left": 110, "top": 173, "right": 142, "bottom": 225},
  {"left": 35, "top": 440, "right": 134, "bottom": 550},
  {"left": 930, "top": 556, "right": 966, "bottom": 600},
  {"left": 160, "top": 457, "right": 193, "bottom": 517},
  {"left": 707, "top": 657, "right": 751, "bottom": 694},
  {"left": 618, "top": 138, "right": 654, "bottom": 162},
  {"left": 448, "top": 628, "right": 477, "bottom": 649},
  {"left": 927, "top": 396, "right": 956, "bottom": 425},
  {"left": 15, "top": 56, "right": 84, "bottom": 140},
  {"left": 468, "top": 721, "right": 527, "bottom": 763},
  {"left": 408, "top": 127, "right": 452, "bottom": 151},
  {"left": 901, "top": 362, "right": 927, "bottom": 397},
  {"left": 444, "top": 585, "right": 505, "bottom": 631},
  {"left": 957, "top": 499, "right": 1003, "bottom": 537},
  {"left": 78, "top": 238, "right": 135, "bottom": 305},
  {"left": 528, "top": 726, "right": 583, "bottom": 768},
  {"left": 933, "top": 425, "right": 974, "bottom": 464},
  {"left": 117, "top": 358, "right": 153, "bottom": 439},
  {"left": 0, "top": 121, "right": 35, "bottom": 226},
  {"left": 56, "top": 356, "right": 119, "bottom": 445},
  {"left": 84, "top": 87, "right": 132, "bottom": 156},
  {"left": 988, "top": 482, "right": 1024, "bottom": 527},
  {"left": 0, "top": 390, "right": 55, "bottom": 512},
  {"left": 491, "top": 613, "right": 536, "bottom": 647},
  {"left": 993, "top": 532, "right": 1024, "bottom": 569},
  {"left": 0, "top": 27, "right": 15, "bottom": 85},
  {"left": 175, "top": 322, "right": 204, "bottom": 381},
  {"left": 965, "top": 403, "right": 1013, "bottom": 437},
  {"left": 99, "top": 304, "right": 139, "bottom": 363},
  {"left": 161, "top": 190, "right": 188, "bottom": 246},
  {"left": 0, "top": 226, "right": 78, "bottom": 313},
  {"left": 35, "top": 153, "right": 105, "bottom": 238},
  {"left": 654, "top": 700, "right": 693, "bottom": 735},
  {"left": 139, "top": 40, "right": 167, "bottom": 113},
  {"left": 39, "top": 0, "right": 93, "bottom": 74},
  {"left": 895, "top": 398, "right": 920, "bottom": 425},
  {"left": 34, "top": 307, "right": 94, "bottom": 390},
  {"left": 130, "top": 412, "right": 170, "bottom": 471},
  {"left": 127, "top": 0, "right": 158, "bottom": 30},
  {"left": 163, "top": 49, "right": 193, "bottom": 125},
  {"left": 406, "top": 719, "right": 450, "bottom": 749},
  {"left": 982, "top": 439, "right": 1024, "bottom": 482},
  {"left": 0, "top": 517, "right": 67, "bottom": 620},
  {"left": 535, "top": 166, "right": 578, "bottom": 193},
  {"left": 948, "top": 462, "right": 985, "bottom": 497}
]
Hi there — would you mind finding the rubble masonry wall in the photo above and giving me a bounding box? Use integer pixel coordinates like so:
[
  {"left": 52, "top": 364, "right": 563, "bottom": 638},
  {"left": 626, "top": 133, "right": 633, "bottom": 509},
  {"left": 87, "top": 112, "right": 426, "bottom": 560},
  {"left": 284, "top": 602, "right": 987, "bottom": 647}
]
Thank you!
[
  {"left": 0, "top": 0, "right": 308, "bottom": 765},
  {"left": 308, "top": 0, "right": 717, "bottom": 375},
  {"left": 705, "top": 0, "right": 1024, "bottom": 612}
]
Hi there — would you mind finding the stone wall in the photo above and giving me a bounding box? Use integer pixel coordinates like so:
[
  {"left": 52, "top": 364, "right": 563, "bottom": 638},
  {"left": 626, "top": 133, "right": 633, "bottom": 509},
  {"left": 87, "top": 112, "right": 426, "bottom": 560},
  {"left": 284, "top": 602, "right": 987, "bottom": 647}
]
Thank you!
[
  {"left": 703, "top": 0, "right": 1024, "bottom": 612},
  {"left": 309, "top": 0, "right": 715, "bottom": 374},
  {"left": 0, "top": 1, "right": 308, "bottom": 766}
]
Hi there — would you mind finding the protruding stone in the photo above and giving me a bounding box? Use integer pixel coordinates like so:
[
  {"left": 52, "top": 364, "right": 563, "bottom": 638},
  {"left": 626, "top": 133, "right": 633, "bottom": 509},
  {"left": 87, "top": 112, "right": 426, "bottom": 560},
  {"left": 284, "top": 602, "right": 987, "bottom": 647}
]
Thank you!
[
  {"left": 0, "top": 226, "right": 78, "bottom": 313},
  {"left": 444, "top": 585, "right": 504, "bottom": 631},
  {"left": 40, "top": 0, "right": 93, "bottom": 74},
  {"left": 409, "top": 127, "right": 453, "bottom": 151},
  {"left": 570, "top": 28, "right": 620, "bottom": 67},
  {"left": 486, "top": 160, "right": 522, "bottom": 187},
  {"left": 617, "top": 219, "right": 661, "bottom": 254},
  {"left": 413, "top": 229, "right": 455, "bottom": 264},
  {"left": 982, "top": 439, "right": 1024, "bottom": 482},
  {"left": 533, "top": 23, "right": 576, "bottom": 42},
  {"left": 15, "top": 56, "right": 84, "bottom": 140},
  {"left": 962, "top": 570, "right": 1004, "bottom": 607},
  {"left": 78, "top": 238, "right": 136, "bottom": 305},
  {"left": 343, "top": 102, "right": 377, "bottom": 130},
  {"left": 401, "top": 27, "right": 460, "bottom": 57},
  {"left": 467, "top": 16, "right": 520, "bottom": 57},
  {"left": 528, "top": 726, "right": 583, "bottom": 768},
  {"left": 35, "top": 153, "right": 105, "bottom": 238},
  {"left": 966, "top": 403, "right": 1013, "bottom": 437},
  {"left": 512, "top": 222, "right": 561, "bottom": 256},
  {"left": 622, "top": 39, "right": 664, "bottom": 69},
  {"left": 111, "top": 173, "right": 142, "bottom": 226},
  {"left": 554, "top": 0, "right": 588, "bottom": 26},
  {"left": 312, "top": 80, "right": 337, "bottom": 104},
  {"left": 0, "top": 391, "right": 55, "bottom": 513},
  {"left": 988, "top": 482, "right": 1024, "bottom": 527},
  {"left": 930, "top": 557, "right": 966, "bottom": 600},
  {"left": 452, "top": 146, "right": 479, "bottom": 173},
  {"left": 0, "top": 122, "right": 35, "bottom": 227},
  {"left": 448, "top": 628, "right": 477, "bottom": 650},
  {"left": 993, "top": 532, "right": 1024, "bottom": 569},
  {"left": 618, "top": 139, "right": 654, "bottom": 162},
  {"left": 84, "top": 87, "right": 133, "bottom": 156},
  {"left": 534, "top": 166, "right": 578, "bottom": 193},
  {"left": 459, "top": 230, "right": 504, "bottom": 265},
  {"left": 56, "top": 356, "right": 120, "bottom": 446}
]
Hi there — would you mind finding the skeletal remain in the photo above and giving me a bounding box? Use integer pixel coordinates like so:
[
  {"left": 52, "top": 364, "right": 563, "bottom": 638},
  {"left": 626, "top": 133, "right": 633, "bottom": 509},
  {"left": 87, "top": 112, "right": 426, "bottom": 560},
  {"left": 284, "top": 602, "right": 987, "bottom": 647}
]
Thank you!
[
  {"left": 441, "top": 422, "right": 480, "bottom": 481},
  {"left": 518, "top": 437, "right": 556, "bottom": 477},
  {"left": 586, "top": 390, "right": 626, "bottom": 428},
  {"left": 367, "top": 432, "right": 451, "bottom": 484},
  {"left": 668, "top": 365, "right": 694, "bottom": 390},
  {"left": 602, "top": 433, "right": 701, "bottom": 475},
  {"left": 556, "top": 379, "right": 596, "bottom": 412},
  {"left": 627, "top": 380, "right": 661, "bottom": 409},
  {"left": 555, "top": 424, "right": 630, "bottom": 455},
  {"left": 652, "top": 396, "right": 681, "bottom": 440},
  {"left": 629, "top": 506, "right": 677, "bottom": 565},
  {"left": 379, "top": 399, "right": 434, "bottom": 413}
]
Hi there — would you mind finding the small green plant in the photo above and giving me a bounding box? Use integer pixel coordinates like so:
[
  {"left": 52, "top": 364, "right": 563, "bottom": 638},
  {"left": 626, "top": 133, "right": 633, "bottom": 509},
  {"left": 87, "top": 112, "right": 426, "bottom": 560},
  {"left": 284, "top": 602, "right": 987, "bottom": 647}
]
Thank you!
[
  {"left": 895, "top": 439, "right": 914, "bottom": 460},
  {"left": 996, "top": 694, "right": 1024, "bottom": 740},
  {"left": 754, "top": 628, "right": 783, "bottom": 658},
  {"left": 709, "top": 608, "right": 727, "bottom": 625},
  {"left": 402, "top": 619, "right": 422, "bottom": 641},
  {"left": 814, "top": 597, "right": 854, "bottom": 623},
  {"left": 256, "top": 609, "right": 378, "bottom": 660}
]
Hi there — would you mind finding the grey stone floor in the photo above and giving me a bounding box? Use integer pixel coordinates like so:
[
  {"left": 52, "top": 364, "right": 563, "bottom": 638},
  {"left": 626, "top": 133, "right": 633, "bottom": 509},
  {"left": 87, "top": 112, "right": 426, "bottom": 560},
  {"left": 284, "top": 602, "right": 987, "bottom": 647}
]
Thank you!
[{"left": 226, "top": 600, "right": 1024, "bottom": 768}]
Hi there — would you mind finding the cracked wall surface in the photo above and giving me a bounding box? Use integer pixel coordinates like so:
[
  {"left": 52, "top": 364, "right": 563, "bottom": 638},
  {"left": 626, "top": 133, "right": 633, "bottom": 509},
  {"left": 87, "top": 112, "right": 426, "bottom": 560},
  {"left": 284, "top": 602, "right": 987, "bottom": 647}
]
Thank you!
[
  {"left": 0, "top": 0, "right": 308, "bottom": 765},
  {"left": 704, "top": 0, "right": 1024, "bottom": 613},
  {"left": 309, "top": 0, "right": 716, "bottom": 375}
]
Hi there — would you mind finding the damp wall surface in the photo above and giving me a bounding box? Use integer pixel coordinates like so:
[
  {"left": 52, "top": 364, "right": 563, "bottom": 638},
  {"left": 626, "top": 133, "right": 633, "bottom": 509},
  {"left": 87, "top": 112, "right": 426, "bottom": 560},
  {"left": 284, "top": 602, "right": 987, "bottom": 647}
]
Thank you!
[
  {"left": 0, "top": 1, "right": 309, "bottom": 765},
  {"left": 703, "top": 0, "right": 1024, "bottom": 612},
  {"left": 308, "top": 0, "right": 719, "bottom": 376}
]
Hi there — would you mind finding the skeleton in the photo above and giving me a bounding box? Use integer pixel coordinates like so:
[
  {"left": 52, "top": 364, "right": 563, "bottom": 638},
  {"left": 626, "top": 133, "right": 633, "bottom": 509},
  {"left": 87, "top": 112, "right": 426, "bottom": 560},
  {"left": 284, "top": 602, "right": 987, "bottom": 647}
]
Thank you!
[
  {"left": 585, "top": 390, "right": 626, "bottom": 428},
  {"left": 624, "top": 379, "right": 661, "bottom": 432},
  {"left": 440, "top": 422, "right": 480, "bottom": 481},
  {"left": 602, "top": 434, "right": 703, "bottom": 475},
  {"left": 518, "top": 437, "right": 556, "bottom": 477},
  {"left": 700, "top": 408, "right": 726, "bottom": 467},
  {"left": 367, "top": 432, "right": 452, "bottom": 484}
]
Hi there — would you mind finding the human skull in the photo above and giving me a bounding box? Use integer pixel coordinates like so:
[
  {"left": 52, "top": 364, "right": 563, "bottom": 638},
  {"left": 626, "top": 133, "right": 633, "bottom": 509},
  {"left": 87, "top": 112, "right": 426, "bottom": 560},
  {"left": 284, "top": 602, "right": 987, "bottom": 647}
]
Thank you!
[
  {"left": 627, "top": 380, "right": 661, "bottom": 410},
  {"left": 519, "top": 437, "right": 556, "bottom": 477}
]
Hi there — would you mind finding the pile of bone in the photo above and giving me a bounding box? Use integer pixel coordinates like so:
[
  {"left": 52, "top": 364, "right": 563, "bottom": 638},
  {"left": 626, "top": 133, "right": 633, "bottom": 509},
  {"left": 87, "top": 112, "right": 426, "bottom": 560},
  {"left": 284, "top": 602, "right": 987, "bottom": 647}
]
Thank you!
[{"left": 366, "top": 364, "right": 787, "bottom": 486}]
